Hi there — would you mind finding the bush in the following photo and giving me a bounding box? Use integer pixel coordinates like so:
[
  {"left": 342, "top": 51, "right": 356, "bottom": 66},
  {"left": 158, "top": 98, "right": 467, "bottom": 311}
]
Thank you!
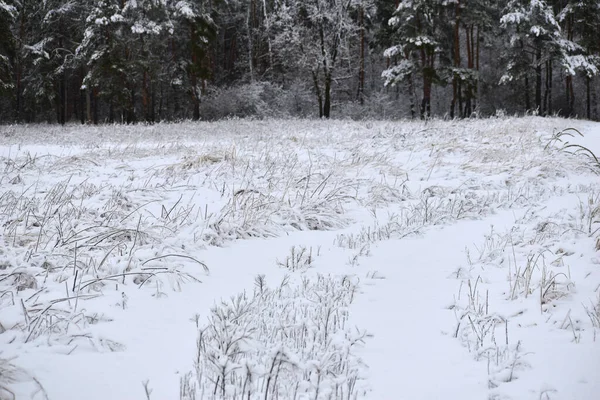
[{"left": 199, "top": 81, "right": 314, "bottom": 120}]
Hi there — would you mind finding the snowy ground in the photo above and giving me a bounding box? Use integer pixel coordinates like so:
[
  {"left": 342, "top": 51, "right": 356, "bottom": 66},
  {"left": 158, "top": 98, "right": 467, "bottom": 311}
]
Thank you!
[{"left": 0, "top": 117, "right": 599, "bottom": 400}]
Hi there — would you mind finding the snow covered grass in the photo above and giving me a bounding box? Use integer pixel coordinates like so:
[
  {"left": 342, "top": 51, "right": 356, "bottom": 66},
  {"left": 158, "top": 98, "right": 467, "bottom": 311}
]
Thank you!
[
  {"left": 186, "top": 274, "right": 367, "bottom": 400},
  {"left": 0, "top": 117, "right": 599, "bottom": 399}
]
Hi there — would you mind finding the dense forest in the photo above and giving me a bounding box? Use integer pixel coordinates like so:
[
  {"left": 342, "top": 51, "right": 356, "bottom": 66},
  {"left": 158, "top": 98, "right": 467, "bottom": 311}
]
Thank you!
[{"left": 0, "top": 0, "right": 599, "bottom": 123}]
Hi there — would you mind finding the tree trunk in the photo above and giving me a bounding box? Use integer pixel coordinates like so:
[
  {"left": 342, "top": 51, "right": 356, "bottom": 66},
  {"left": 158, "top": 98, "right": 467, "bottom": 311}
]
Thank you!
[
  {"left": 569, "top": 77, "right": 575, "bottom": 115},
  {"left": 357, "top": 3, "right": 365, "bottom": 105},
  {"left": 14, "top": 8, "right": 25, "bottom": 122},
  {"left": 535, "top": 47, "right": 542, "bottom": 113},
  {"left": 458, "top": 80, "right": 463, "bottom": 117},
  {"left": 451, "top": 0, "right": 461, "bottom": 119},
  {"left": 420, "top": 50, "right": 432, "bottom": 119},
  {"left": 474, "top": 25, "right": 480, "bottom": 115},
  {"left": 189, "top": 22, "right": 200, "bottom": 121},
  {"left": 261, "top": 0, "right": 273, "bottom": 74},
  {"left": 593, "top": 78, "right": 598, "bottom": 121},
  {"left": 127, "top": 87, "right": 136, "bottom": 124},
  {"left": 464, "top": 24, "right": 474, "bottom": 118},
  {"left": 421, "top": 72, "right": 432, "bottom": 119},
  {"left": 57, "top": 77, "right": 66, "bottom": 125},
  {"left": 109, "top": 98, "right": 114, "bottom": 123},
  {"left": 92, "top": 87, "right": 99, "bottom": 125},
  {"left": 142, "top": 69, "right": 150, "bottom": 122},
  {"left": 547, "top": 60, "right": 552, "bottom": 116},
  {"left": 587, "top": 75, "right": 591, "bottom": 120},
  {"left": 416, "top": 11, "right": 433, "bottom": 120},
  {"left": 543, "top": 61, "right": 549, "bottom": 116},
  {"left": 324, "top": 73, "right": 332, "bottom": 118},
  {"left": 246, "top": 0, "right": 254, "bottom": 82},
  {"left": 55, "top": 82, "right": 61, "bottom": 124},
  {"left": 86, "top": 87, "right": 91, "bottom": 123},
  {"left": 79, "top": 78, "right": 85, "bottom": 125},
  {"left": 525, "top": 75, "right": 531, "bottom": 113},
  {"left": 158, "top": 82, "right": 164, "bottom": 121},
  {"left": 408, "top": 72, "right": 416, "bottom": 119},
  {"left": 150, "top": 81, "right": 155, "bottom": 123},
  {"left": 65, "top": 68, "right": 69, "bottom": 123},
  {"left": 193, "top": 96, "right": 200, "bottom": 121},
  {"left": 312, "top": 70, "right": 323, "bottom": 118}
]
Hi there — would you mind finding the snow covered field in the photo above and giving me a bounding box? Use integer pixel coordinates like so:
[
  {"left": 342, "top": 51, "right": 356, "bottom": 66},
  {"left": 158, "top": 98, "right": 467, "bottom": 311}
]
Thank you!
[{"left": 0, "top": 117, "right": 599, "bottom": 400}]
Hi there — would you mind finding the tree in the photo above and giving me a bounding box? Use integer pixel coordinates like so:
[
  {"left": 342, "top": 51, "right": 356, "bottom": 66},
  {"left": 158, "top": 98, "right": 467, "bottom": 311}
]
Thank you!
[
  {"left": 1, "top": 0, "right": 599, "bottom": 122},
  {"left": 354, "top": 0, "right": 376, "bottom": 105},
  {"left": 274, "top": 0, "right": 358, "bottom": 118},
  {"left": 558, "top": 0, "right": 600, "bottom": 118},
  {"left": 77, "top": 0, "right": 134, "bottom": 123},
  {"left": 126, "top": 0, "right": 175, "bottom": 122},
  {"left": 383, "top": 0, "right": 449, "bottom": 119},
  {"left": 170, "top": 0, "right": 216, "bottom": 120},
  {"left": 447, "top": 0, "right": 497, "bottom": 118},
  {"left": 0, "top": 0, "right": 16, "bottom": 96},
  {"left": 500, "top": 0, "right": 584, "bottom": 115},
  {"left": 23, "top": 0, "right": 82, "bottom": 124}
]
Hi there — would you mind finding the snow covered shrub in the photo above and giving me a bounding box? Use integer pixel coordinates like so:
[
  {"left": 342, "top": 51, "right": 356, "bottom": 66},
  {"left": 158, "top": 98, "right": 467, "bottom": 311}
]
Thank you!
[
  {"left": 198, "top": 82, "right": 313, "bottom": 120},
  {"left": 187, "top": 274, "right": 368, "bottom": 399},
  {"left": 335, "top": 92, "right": 400, "bottom": 120},
  {"left": 276, "top": 245, "right": 318, "bottom": 271},
  {"left": 199, "top": 83, "right": 269, "bottom": 120}
]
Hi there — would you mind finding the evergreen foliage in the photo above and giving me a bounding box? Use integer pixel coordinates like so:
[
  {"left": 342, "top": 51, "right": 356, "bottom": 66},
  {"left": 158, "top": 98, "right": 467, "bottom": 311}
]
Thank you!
[{"left": 0, "top": 0, "right": 599, "bottom": 122}]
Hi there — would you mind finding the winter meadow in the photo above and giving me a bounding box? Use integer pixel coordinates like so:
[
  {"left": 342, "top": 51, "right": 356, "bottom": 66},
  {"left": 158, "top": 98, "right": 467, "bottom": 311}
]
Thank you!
[
  {"left": 0, "top": 117, "right": 599, "bottom": 400},
  {"left": 1, "top": 0, "right": 600, "bottom": 400}
]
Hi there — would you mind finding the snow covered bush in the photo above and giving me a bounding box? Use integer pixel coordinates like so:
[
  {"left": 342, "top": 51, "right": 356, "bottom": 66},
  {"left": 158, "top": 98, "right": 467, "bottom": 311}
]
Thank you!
[{"left": 186, "top": 274, "right": 368, "bottom": 400}]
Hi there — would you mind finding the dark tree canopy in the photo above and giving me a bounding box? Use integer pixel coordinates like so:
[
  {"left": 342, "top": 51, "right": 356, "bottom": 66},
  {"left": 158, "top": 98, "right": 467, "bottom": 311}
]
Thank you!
[{"left": 0, "top": 0, "right": 599, "bottom": 123}]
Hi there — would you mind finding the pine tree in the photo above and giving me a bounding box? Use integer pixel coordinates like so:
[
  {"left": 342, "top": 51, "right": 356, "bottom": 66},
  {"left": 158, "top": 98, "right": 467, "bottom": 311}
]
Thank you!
[
  {"left": 169, "top": 0, "right": 216, "bottom": 120},
  {"left": 448, "top": 0, "right": 497, "bottom": 118},
  {"left": 558, "top": 0, "right": 600, "bottom": 118},
  {"left": 383, "top": 0, "right": 449, "bottom": 119},
  {"left": 0, "top": 0, "right": 16, "bottom": 96},
  {"left": 125, "top": 0, "right": 174, "bottom": 122},
  {"left": 500, "top": 0, "right": 583, "bottom": 115},
  {"left": 22, "top": 0, "right": 83, "bottom": 124},
  {"left": 77, "top": 0, "right": 134, "bottom": 123}
]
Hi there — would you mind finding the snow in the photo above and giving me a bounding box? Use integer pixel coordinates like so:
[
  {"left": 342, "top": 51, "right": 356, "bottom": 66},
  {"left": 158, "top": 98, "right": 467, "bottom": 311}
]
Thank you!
[
  {"left": 381, "top": 59, "right": 413, "bottom": 86},
  {"left": 110, "top": 14, "right": 125, "bottom": 23},
  {"left": 175, "top": 1, "right": 196, "bottom": 19},
  {"left": 0, "top": 117, "right": 599, "bottom": 400},
  {"left": 0, "top": 1, "right": 16, "bottom": 16},
  {"left": 94, "top": 17, "right": 109, "bottom": 26}
]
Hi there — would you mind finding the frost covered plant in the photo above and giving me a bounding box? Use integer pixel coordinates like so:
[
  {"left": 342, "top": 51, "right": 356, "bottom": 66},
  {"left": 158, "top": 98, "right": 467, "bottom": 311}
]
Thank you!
[
  {"left": 451, "top": 276, "right": 524, "bottom": 390},
  {"left": 545, "top": 128, "right": 600, "bottom": 174},
  {"left": 0, "top": 358, "right": 21, "bottom": 400},
  {"left": 187, "top": 274, "right": 368, "bottom": 399},
  {"left": 199, "top": 167, "right": 356, "bottom": 246},
  {"left": 575, "top": 190, "right": 600, "bottom": 237},
  {"left": 451, "top": 273, "right": 536, "bottom": 391},
  {"left": 0, "top": 357, "right": 52, "bottom": 400},
  {"left": 335, "top": 182, "right": 546, "bottom": 255},
  {"left": 335, "top": 213, "right": 404, "bottom": 250},
  {"left": 0, "top": 160, "right": 209, "bottom": 348},
  {"left": 451, "top": 197, "right": 597, "bottom": 391},
  {"left": 584, "top": 294, "right": 600, "bottom": 331},
  {"left": 276, "top": 245, "right": 319, "bottom": 271},
  {"left": 0, "top": 117, "right": 597, "bottom": 398},
  {"left": 0, "top": 358, "right": 49, "bottom": 400}
]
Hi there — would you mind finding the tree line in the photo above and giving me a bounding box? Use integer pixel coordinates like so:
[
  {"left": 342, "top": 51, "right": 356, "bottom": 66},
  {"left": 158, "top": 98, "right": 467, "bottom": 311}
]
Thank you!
[{"left": 0, "top": 0, "right": 599, "bottom": 124}]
